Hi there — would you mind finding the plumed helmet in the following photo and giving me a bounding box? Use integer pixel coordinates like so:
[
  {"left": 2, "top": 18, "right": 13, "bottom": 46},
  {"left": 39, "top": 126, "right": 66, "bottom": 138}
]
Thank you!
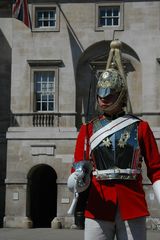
[
  {"left": 97, "top": 68, "right": 125, "bottom": 98},
  {"left": 96, "top": 40, "right": 128, "bottom": 115}
]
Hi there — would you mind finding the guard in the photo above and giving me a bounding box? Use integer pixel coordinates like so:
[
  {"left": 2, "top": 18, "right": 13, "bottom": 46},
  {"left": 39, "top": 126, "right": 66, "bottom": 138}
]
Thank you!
[{"left": 68, "top": 40, "right": 160, "bottom": 240}]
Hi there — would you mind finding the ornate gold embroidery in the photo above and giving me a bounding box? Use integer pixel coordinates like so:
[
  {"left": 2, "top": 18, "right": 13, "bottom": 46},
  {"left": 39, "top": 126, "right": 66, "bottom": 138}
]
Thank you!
[
  {"left": 103, "top": 137, "right": 112, "bottom": 147},
  {"left": 118, "top": 131, "right": 130, "bottom": 148}
]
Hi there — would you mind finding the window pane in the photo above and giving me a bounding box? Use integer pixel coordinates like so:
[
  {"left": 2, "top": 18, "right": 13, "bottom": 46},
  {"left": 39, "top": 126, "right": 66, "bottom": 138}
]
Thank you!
[
  {"left": 49, "top": 102, "right": 54, "bottom": 111},
  {"left": 42, "top": 83, "right": 47, "bottom": 92},
  {"left": 42, "top": 102, "right": 47, "bottom": 111},
  {"left": 44, "top": 12, "right": 48, "bottom": 19},
  {"left": 42, "top": 94, "right": 47, "bottom": 101},
  {"left": 48, "top": 83, "right": 53, "bottom": 92},
  {"left": 50, "top": 20, "right": 56, "bottom": 27},
  {"left": 50, "top": 11, "right": 54, "bottom": 18},
  {"left": 113, "top": 18, "right": 119, "bottom": 26},
  {"left": 107, "top": 9, "right": 112, "bottom": 16},
  {"left": 107, "top": 18, "right": 112, "bottom": 26},
  {"left": 44, "top": 21, "right": 49, "bottom": 27},
  {"left": 100, "top": 9, "right": 106, "bottom": 17},
  {"left": 48, "top": 94, "right": 53, "bottom": 101},
  {"left": 113, "top": 8, "right": 119, "bottom": 16}
]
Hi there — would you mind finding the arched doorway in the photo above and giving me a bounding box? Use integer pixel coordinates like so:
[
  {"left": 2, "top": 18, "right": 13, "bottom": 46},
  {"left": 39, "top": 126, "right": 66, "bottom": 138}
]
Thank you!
[{"left": 27, "top": 164, "right": 57, "bottom": 228}]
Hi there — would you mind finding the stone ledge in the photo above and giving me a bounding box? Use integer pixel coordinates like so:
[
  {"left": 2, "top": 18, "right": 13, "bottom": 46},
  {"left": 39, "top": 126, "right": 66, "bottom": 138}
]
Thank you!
[
  {"left": 6, "top": 127, "right": 78, "bottom": 140},
  {"left": 3, "top": 216, "right": 32, "bottom": 228}
]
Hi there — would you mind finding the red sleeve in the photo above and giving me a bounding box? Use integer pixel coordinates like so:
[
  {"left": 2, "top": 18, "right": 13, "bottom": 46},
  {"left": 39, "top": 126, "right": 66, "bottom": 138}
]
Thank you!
[
  {"left": 70, "top": 123, "right": 93, "bottom": 173},
  {"left": 138, "top": 120, "right": 160, "bottom": 183},
  {"left": 74, "top": 123, "right": 93, "bottom": 163}
]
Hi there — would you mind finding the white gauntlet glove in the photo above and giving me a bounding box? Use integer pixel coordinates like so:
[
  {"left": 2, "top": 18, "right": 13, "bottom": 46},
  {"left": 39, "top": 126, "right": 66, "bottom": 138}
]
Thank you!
[
  {"left": 67, "top": 160, "right": 92, "bottom": 193},
  {"left": 67, "top": 160, "right": 92, "bottom": 215},
  {"left": 67, "top": 170, "right": 91, "bottom": 193},
  {"left": 153, "top": 180, "right": 160, "bottom": 204}
]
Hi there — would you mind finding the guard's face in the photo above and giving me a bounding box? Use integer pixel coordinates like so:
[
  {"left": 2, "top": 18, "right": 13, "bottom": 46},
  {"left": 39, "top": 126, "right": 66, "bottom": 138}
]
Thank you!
[{"left": 97, "top": 92, "right": 119, "bottom": 110}]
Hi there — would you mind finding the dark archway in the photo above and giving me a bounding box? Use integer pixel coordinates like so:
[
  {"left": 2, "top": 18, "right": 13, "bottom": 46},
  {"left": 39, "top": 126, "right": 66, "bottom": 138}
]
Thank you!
[{"left": 27, "top": 164, "right": 57, "bottom": 228}]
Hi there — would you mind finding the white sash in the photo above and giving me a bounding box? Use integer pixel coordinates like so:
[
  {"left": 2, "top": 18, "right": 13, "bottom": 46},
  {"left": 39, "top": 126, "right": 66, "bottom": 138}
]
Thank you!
[{"left": 90, "top": 115, "right": 140, "bottom": 151}]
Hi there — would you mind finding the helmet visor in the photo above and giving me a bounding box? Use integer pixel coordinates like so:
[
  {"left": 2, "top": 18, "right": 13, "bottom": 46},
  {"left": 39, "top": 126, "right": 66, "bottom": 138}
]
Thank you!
[{"left": 97, "top": 87, "right": 114, "bottom": 98}]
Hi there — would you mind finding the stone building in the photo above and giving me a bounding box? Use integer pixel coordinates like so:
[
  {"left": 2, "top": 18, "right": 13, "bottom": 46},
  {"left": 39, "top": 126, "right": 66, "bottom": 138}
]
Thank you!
[{"left": 0, "top": 0, "right": 160, "bottom": 228}]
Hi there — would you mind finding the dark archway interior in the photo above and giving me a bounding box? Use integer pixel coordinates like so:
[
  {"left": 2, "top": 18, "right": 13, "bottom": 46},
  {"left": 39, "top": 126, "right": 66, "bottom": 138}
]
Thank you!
[{"left": 29, "top": 165, "right": 57, "bottom": 228}]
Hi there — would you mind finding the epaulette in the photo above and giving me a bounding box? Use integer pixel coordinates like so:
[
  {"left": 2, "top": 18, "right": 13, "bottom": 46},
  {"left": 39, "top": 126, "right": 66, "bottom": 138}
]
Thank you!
[{"left": 127, "top": 113, "right": 142, "bottom": 121}]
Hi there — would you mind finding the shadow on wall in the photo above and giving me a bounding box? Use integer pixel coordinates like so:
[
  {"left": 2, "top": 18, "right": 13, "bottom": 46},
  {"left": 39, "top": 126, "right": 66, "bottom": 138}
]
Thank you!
[{"left": 0, "top": 29, "right": 11, "bottom": 227}]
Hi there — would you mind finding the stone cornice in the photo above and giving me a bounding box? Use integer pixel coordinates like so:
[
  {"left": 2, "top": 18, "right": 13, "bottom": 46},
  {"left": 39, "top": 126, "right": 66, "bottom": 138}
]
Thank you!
[{"left": 27, "top": 59, "right": 64, "bottom": 67}]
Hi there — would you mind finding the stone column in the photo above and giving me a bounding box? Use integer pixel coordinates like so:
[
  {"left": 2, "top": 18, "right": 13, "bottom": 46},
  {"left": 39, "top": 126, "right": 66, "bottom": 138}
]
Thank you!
[{"left": 3, "top": 179, "right": 32, "bottom": 228}]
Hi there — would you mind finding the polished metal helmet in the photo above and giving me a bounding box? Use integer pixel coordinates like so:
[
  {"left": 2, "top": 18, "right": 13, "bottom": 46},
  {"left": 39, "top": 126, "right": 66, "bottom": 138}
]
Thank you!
[
  {"left": 97, "top": 68, "right": 125, "bottom": 98},
  {"left": 96, "top": 40, "right": 128, "bottom": 115},
  {"left": 96, "top": 67, "right": 128, "bottom": 115}
]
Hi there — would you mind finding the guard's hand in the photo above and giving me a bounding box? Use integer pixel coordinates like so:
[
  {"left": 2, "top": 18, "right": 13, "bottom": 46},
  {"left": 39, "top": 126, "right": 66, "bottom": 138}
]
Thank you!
[{"left": 67, "top": 171, "right": 90, "bottom": 193}]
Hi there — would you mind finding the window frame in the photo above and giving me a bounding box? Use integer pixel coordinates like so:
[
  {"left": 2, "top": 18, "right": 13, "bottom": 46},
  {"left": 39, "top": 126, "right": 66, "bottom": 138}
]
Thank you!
[
  {"left": 30, "top": 66, "right": 59, "bottom": 113},
  {"left": 32, "top": 4, "right": 60, "bottom": 32},
  {"left": 95, "top": 3, "right": 124, "bottom": 31}
]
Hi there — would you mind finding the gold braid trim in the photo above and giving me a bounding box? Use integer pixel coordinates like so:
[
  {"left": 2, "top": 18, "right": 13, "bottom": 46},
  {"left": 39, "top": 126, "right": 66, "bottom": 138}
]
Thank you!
[
  {"left": 105, "top": 40, "right": 132, "bottom": 113},
  {"left": 106, "top": 48, "right": 114, "bottom": 69},
  {"left": 106, "top": 40, "right": 126, "bottom": 84}
]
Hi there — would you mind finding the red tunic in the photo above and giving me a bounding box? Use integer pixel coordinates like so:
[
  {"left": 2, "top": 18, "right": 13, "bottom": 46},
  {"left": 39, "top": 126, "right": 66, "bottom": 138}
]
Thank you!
[{"left": 73, "top": 118, "right": 160, "bottom": 221}]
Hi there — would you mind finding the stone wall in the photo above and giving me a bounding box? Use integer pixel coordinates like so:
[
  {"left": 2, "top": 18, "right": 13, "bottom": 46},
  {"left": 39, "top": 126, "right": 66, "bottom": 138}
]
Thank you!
[{"left": 0, "top": 1, "right": 160, "bottom": 228}]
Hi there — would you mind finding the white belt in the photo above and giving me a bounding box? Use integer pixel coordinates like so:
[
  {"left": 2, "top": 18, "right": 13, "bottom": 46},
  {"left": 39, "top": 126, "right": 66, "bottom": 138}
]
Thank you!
[{"left": 93, "top": 168, "right": 141, "bottom": 180}]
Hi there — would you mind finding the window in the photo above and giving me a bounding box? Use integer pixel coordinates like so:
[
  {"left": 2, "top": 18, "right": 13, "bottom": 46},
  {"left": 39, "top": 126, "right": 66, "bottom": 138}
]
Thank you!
[
  {"left": 99, "top": 6, "right": 120, "bottom": 27},
  {"left": 34, "top": 71, "right": 55, "bottom": 111},
  {"left": 36, "top": 8, "right": 56, "bottom": 28},
  {"left": 28, "top": 60, "right": 62, "bottom": 112},
  {"left": 95, "top": 3, "right": 124, "bottom": 31},
  {"left": 32, "top": 4, "right": 60, "bottom": 31}
]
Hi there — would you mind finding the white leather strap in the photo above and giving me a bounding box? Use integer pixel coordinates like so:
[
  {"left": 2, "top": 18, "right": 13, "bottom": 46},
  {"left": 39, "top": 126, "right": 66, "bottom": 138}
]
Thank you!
[{"left": 90, "top": 116, "right": 140, "bottom": 151}]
